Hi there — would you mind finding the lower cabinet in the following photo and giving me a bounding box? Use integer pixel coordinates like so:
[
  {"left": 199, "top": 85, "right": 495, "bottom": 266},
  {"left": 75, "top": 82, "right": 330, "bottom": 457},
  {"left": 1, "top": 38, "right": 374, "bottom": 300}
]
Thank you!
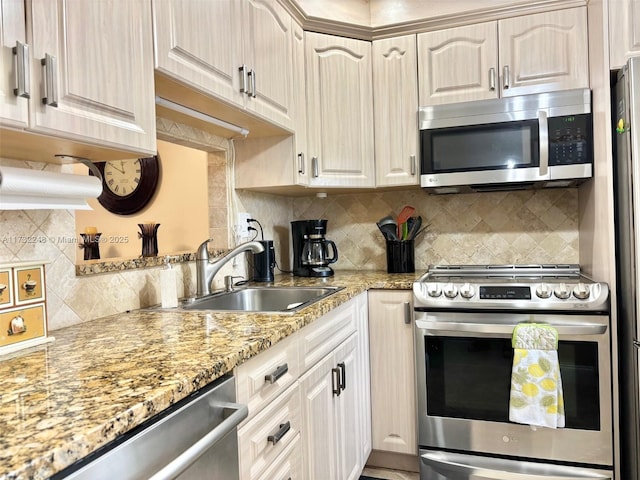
[
  {"left": 236, "top": 292, "right": 371, "bottom": 480},
  {"left": 368, "top": 290, "right": 417, "bottom": 455}
]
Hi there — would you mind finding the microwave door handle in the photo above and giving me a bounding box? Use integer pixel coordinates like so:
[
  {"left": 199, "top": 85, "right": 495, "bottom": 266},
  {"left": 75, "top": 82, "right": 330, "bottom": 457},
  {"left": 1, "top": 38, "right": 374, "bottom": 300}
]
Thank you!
[{"left": 538, "top": 109, "right": 549, "bottom": 177}]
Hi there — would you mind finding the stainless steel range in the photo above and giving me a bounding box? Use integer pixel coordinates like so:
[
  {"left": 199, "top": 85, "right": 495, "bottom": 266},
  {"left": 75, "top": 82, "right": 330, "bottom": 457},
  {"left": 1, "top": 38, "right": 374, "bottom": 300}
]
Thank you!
[{"left": 413, "top": 264, "right": 614, "bottom": 480}]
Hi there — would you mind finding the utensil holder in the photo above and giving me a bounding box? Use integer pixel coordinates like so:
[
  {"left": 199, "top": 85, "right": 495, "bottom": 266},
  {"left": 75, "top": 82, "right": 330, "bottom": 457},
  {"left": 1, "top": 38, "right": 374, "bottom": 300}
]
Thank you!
[{"left": 386, "top": 239, "right": 415, "bottom": 273}]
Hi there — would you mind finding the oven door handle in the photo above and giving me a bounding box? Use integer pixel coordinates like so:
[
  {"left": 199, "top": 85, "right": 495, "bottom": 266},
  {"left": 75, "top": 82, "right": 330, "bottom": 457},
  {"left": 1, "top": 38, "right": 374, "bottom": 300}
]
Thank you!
[
  {"left": 421, "top": 451, "right": 612, "bottom": 480},
  {"left": 416, "top": 320, "right": 607, "bottom": 336}
]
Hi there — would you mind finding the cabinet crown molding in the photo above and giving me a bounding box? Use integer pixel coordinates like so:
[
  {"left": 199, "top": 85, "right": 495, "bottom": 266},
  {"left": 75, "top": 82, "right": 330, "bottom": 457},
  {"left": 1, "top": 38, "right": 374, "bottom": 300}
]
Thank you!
[{"left": 279, "top": 0, "right": 587, "bottom": 40}]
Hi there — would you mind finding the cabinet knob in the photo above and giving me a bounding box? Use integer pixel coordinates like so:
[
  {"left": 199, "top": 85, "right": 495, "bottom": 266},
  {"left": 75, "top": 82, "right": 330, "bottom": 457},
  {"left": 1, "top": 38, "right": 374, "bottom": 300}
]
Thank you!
[{"left": 489, "top": 67, "right": 496, "bottom": 91}]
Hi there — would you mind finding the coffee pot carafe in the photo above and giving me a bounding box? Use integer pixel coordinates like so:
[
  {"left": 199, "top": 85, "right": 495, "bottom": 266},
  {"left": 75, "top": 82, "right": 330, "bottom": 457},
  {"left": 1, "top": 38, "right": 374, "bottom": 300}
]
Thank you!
[
  {"left": 301, "top": 235, "right": 338, "bottom": 267},
  {"left": 291, "top": 219, "right": 338, "bottom": 277}
]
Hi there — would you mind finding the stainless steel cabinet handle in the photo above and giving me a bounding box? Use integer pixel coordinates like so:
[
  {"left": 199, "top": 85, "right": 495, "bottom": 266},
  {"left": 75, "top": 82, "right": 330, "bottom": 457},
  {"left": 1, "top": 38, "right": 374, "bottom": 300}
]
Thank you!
[
  {"left": 41, "top": 53, "right": 58, "bottom": 107},
  {"left": 404, "top": 302, "right": 412, "bottom": 324},
  {"left": 239, "top": 64, "right": 249, "bottom": 95},
  {"left": 298, "top": 153, "right": 305, "bottom": 175},
  {"left": 538, "top": 109, "right": 549, "bottom": 177},
  {"left": 265, "top": 363, "right": 288, "bottom": 384},
  {"left": 148, "top": 401, "right": 248, "bottom": 480},
  {"left": 503, "top": 65, "right": 510, "bottom": 89},
  {"left": 337, "top": 362, "right": 346, "bottom": 392},
  {"left": 12, "top": 41, "right": 30, "bottom": 98},
  {"left": 267, "top": 421, "right": 291, "bottom": 445},
  {"left": 331, "top": 366, "right": 341, "bottom": 396},
  {"left": 489, "top": 67, "right": 496, "bottom": 91},
  {"left": 410, "top": 155, "right": 416, "bottom": 175},
  {"left": 248, "top": 69, "right": 256, "bottom": 98},
  {"left": 312, "top": 157, "right": 319, "bottom": 178}
]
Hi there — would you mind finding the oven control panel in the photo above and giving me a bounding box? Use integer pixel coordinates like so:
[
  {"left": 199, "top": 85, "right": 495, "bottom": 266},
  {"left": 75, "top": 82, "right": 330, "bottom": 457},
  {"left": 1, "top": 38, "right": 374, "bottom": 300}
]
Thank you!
[{"left": 414, "top": 281, "right": 609, "bottom": 311}]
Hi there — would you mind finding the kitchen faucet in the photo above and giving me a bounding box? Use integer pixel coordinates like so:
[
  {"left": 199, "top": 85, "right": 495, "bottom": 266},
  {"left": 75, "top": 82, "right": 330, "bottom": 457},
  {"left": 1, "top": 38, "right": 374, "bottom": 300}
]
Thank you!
[{"left": 196, "top": 239, "right": 265, "bottom": 297}]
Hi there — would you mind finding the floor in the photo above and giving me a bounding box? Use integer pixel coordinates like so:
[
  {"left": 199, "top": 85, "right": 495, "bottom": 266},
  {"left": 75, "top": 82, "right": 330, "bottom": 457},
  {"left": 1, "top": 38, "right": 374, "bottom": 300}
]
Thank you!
[{"left": 361, "top": 466, "right": 420, "bottom": 480}]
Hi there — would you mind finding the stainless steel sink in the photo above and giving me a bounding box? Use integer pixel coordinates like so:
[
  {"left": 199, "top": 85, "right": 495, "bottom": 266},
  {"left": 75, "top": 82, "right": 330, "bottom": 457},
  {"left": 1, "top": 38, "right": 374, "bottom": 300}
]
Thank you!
[{"left": 180, "top": 286, "right": 343, "bottom": 313}]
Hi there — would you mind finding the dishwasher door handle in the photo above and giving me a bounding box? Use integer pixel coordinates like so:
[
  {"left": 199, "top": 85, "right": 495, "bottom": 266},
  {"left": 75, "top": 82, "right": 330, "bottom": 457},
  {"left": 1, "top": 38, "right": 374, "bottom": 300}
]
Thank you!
[{"left": 149, "top": 401, "right": 248, "bottom": 480}]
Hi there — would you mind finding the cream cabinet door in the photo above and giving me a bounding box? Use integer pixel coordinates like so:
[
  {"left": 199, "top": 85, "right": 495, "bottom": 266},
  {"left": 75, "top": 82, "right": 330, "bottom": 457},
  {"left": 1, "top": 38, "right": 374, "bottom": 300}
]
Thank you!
[
  {"left": 153, "top": 0, "right": 244, "bottom": 107},
  {"left": 498, "top": 7, "right": 589, "bottom": 97},
  {"left": 27, "top": 0, "right": 156, "bottom": 154},
  {"left": 242, "top": 0, "right": 293, "bottom": 129},
  {"left": 0, "top": 0, "right": 28, "bottom": 128},
  {"left": 373, "top": 35, "right": 419, "bottom": 186},
  {"left": 292, "top": 21, "right": 309, "bottom": 186},
  {"left": 305, "top": 32, "right": 375, "bottom": 188},
  {"left": 368, "top": 290, "right": 417, "bottom": 455},
  {"left": 609, "top": 0, "right": 640, "bottom": 69},
  {"left": 417, "top": 22, "right": 498, "bottom": 106},
  {"left": 299, "top": 351, "right": 338, "bottom": 480}
]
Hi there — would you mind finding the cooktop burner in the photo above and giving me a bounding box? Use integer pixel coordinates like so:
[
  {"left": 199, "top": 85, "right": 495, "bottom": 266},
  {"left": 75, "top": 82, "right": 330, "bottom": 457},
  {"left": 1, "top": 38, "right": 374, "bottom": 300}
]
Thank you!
[{"left": 413, "top": 264, "right": 609, "bottom": 312}]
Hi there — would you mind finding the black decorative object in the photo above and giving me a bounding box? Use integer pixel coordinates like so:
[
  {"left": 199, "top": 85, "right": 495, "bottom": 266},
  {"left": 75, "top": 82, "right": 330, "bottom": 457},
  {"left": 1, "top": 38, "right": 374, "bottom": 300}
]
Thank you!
[
  {"left": 79, "top": 233, "right": 101, "bottom": 261},
  {"left": 385, "top": 239, "right": 415, "bottom": 273},
  {"left": 138, "top": 223, "right": 160, "bottom": 257}
]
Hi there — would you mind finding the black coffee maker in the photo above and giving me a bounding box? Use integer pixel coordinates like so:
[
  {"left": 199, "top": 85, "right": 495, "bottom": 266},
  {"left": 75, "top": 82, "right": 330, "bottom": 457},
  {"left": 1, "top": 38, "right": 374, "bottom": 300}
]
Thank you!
[{"left": 291, "top": 219, "right": 338, "bottom": 277}]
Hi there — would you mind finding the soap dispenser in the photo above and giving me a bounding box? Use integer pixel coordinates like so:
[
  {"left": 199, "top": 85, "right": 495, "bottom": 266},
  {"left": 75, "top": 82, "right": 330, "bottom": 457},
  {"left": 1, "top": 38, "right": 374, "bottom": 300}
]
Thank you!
[{"left": 160, "top": 256, "right": 178, "bottom": 308}]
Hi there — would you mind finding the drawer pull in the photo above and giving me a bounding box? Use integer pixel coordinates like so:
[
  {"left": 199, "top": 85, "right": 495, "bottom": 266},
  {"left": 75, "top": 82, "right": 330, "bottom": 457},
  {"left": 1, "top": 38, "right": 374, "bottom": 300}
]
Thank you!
[
  {"left": 337, "top": 362, "right": 346, "bottom": 392},
  {"left": 265, "top": 363, "right": 288, "bottom": 384},
  {"left": 267, "top": 420, "right": 291, "bottom": 445},
  {"left": 8, "top": 315, "right": 26, "bottom": 336},
  {"left": 332, "top": 367, "right": 341, "bottom": 396}
]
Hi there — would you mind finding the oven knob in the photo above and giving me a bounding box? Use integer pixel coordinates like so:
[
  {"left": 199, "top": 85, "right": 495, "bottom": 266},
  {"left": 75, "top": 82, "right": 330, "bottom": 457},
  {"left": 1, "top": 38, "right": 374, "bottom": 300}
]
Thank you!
[
  {"left": 426, "top": 283, "right": 442, "bottom": 297},
  {"left": 536, "top": 283, "right": 552, "bottom": 299},
  {"left": 573, "top": 283, "right": 591, "bottom": 300},
  {"left": 443, "top": 283, "right": 458, "bottom": 299},
  {"left": 460, "top": 282, "right": 475, "bottom": 299},
  {"left": 554, "top": 283, "right": 571, "bottom": 299}
]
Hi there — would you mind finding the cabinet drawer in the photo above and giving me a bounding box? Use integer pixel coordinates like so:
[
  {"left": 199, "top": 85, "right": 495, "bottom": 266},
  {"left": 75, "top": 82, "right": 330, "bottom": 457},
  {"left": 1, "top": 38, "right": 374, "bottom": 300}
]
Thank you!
[
  {"left": 13, "top": 265, "right": 45, "bottom": 305},
  {"left": 0, "top": 269, "right": 13, "bottom": 307},
  {"left": 299, "top": 299, "right": 356, "bottom": 373},
  {"left": 236, "top": 332, "right": 299, "bottom": 419},
  {"left": 238, "top": 382, "right": 301, "bottom": 480},
  {"left": 0, "top": 304, "right": 46, "bottom": 350},
  {"left": 256, "top": 432, "right": 302, "bottom": 480}
]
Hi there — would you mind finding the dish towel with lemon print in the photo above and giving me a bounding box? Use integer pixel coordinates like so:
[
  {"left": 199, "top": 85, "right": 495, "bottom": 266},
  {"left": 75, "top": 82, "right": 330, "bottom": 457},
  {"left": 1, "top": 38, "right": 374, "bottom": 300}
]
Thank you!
[{"left": 509, "top": 323, "right": 565, "bottom": 429}]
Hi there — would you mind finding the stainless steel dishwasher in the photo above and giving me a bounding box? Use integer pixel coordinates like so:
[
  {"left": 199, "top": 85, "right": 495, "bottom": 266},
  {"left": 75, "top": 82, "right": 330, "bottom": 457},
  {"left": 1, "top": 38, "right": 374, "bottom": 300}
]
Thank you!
[{"left": 56, "top": 375, "right": 247, "bottom": 480}]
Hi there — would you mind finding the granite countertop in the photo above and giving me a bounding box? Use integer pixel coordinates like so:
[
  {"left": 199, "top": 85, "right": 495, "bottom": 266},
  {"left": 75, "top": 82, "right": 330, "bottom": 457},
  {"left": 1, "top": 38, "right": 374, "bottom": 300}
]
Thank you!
[{"left": 0, "top": 271, "right": 417, "bottom": 480}]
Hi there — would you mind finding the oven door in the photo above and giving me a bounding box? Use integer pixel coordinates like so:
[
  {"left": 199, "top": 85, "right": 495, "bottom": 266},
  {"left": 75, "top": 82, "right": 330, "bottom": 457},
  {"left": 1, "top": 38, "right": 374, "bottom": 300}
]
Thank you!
[{"left": 414, "top": 311, "right": 613, "bottom": 468}]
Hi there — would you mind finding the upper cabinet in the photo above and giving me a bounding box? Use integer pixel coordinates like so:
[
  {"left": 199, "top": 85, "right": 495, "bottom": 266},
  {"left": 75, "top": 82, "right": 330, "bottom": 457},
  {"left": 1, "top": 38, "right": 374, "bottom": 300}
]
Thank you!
[
  {"left": 372, "top": 35, "right": 419, "bottom": 187},
  {"left": 153, "top": 0, "right": 295, "bottom": 130},
  {"left": 305, "top": 32, "right": 375, "bottom": 188},
  {"left": 418, "top": 7, "right": 589, "bottom": 106},
  {"left": 0, "top": 0, "right": 28, "bottom": 128},
  {"left": 0, "top": 0, "right": 156, "bottom": 159},
  {"left": 609, "top": 0, "right": 640, "bottom": 69}
]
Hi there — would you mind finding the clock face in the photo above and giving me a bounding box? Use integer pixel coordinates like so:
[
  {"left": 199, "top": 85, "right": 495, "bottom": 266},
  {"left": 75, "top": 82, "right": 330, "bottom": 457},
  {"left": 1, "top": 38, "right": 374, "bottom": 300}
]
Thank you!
[
  {"left": 104, "top": 159, "right": 142, "bottom": 197},
  {"left": 91, "top": 156, "right": 160, "bottom": 215}
]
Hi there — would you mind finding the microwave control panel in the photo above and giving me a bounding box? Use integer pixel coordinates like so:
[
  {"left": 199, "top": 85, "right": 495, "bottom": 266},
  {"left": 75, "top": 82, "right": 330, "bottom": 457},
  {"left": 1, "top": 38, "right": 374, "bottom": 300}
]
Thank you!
[{"left": 548, "top": 113, "right": 592, "bottom": 165}]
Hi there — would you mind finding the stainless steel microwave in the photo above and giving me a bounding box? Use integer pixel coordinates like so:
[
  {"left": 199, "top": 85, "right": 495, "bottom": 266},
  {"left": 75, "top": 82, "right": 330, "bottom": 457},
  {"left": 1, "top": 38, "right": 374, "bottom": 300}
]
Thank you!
[{"left": 419, "top": 89, "right": 593, "bottom": 194}]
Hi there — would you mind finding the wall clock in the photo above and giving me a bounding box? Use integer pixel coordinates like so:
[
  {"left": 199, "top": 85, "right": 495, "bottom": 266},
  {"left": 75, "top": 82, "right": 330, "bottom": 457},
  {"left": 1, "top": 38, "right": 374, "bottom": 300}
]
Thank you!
[{"left": 91, "top": 156, "right": 160, "bottom": 215}]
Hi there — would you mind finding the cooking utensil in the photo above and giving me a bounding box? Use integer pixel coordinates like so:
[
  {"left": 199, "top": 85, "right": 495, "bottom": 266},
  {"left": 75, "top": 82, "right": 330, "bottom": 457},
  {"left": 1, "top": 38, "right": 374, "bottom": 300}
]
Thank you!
[
  {"left": 377, "top": 215, "right": 398, "bottom": 241},
  {"left": 379, "top": 222, "right": 398, "bottom": 241},
  {"left": 407, "top": 215, "right": 422, "bottom": 240},
  {"left": 397, "top": 206, "right": 415, "bottom": 239}
]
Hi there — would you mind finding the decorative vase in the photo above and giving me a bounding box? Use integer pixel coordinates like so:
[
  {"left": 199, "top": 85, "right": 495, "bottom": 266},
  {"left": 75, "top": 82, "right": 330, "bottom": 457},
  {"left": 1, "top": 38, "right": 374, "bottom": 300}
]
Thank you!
[
  {"left": 138, "top": 223, "right": 160, "bottom": 257},
  {"left": 79, "top": 233, "right": 102, "bottom": 261}
]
